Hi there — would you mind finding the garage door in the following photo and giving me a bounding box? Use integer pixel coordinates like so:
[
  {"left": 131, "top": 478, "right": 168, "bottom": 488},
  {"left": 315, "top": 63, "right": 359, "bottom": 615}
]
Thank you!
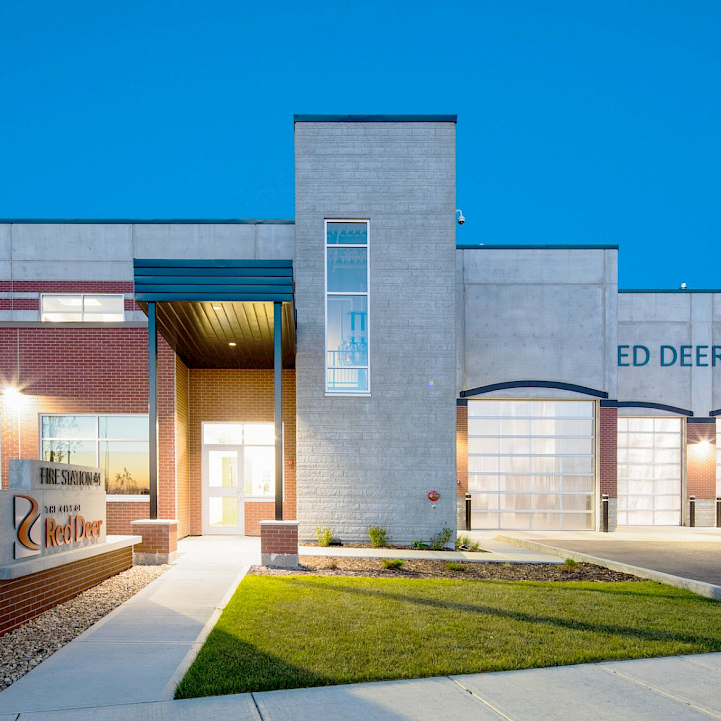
[
  {"left": 617, "top": 417, "right": 682, "bottom": 525},
  {"left": 467, "top": 400, "right": 595, "bottom": 530}
]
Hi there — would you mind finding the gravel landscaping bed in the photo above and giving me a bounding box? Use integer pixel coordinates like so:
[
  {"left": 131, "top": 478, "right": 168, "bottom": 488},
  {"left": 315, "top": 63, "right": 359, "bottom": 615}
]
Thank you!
[
  {"left": 251, "top": 556, "right": 641, "bottom": 582},
  {"left": 0, "top": 564, "right": 169, "bottom": 692}
]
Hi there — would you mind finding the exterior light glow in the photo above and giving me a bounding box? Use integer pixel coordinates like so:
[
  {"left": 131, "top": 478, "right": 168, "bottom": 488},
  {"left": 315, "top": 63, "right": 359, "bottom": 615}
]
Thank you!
[
  {"left": 689, "top": 438, "right": 714, "bottom": 460},
  {"left": 228, "top": 342, "right": 237, "bottom": 347},
  {"left": 3, "top": 385, "right": 26, "bottom": 408},
  {"left": 212, "top": 305, "right": 222, "bottom": 310}
]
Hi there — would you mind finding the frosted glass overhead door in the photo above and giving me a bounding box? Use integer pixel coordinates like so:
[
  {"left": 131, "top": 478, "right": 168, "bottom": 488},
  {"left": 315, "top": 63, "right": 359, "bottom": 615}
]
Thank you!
[
  {"left": 617, "top": 417, "right": 682, "bottom": 525},
  {"left": 468, "top": 400, "right": 595, "bottom": 530}
]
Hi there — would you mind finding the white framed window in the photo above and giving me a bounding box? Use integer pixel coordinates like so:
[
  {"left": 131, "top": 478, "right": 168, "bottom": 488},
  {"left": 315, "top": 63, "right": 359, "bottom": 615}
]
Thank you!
[
  {"left": 325, "top": 219, "right": 370, "bottom": 394},
  {"left": 40, "top": 414, "right": 149, "bottom": 495},
  {"left": 41, "top": 294, "right": 125, "bottom": 322},
  {"left": 202, "top": 422, "right": 276, "bottom": 499}
]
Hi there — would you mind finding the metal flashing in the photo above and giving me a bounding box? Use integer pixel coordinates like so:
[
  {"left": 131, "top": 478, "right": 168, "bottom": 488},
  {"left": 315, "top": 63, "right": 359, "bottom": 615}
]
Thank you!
[
  {"left": 294, "top": 114, "right": 457, "bottom": 123},
  {"left": 457, "top": 244, "right": 619, "bottom": 250},
  {"left": 456, "top": 398, "right": 468, "bottom": 407},
  {"left": 687, "top": 417, "right": 715, "bottom": 424},
  {"left": 619, "top": 289, "right": 721, "bottom": 294},
  {"left": 0, "top": 219, "right": 295, "bottom": 225},
  {"left": 603, "top": 400, "right": 694, "bottom": 416},
  {"left": 460, "top": 380, "right": 608, "bottom": 399}
]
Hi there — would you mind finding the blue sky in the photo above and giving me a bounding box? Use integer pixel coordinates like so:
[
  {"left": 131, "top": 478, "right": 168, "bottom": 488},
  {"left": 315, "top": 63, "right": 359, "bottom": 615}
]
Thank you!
[{"left": 1, "top": 1, "right": 719, "bottom": 288}]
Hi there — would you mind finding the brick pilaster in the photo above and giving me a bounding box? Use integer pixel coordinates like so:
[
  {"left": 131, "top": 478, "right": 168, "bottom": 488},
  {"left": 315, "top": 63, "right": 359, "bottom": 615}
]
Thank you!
[
  {"left": 131, "top": 519, "right": 178, "bottom": 564},
  {"left": 599, "top": 406, "right": 618, "bottom": 498},
  {"left": 686, "top": 420, "right": 717, "bottom": 500},
  {"left": 260, "top": 520, "right": 299, "bottom": 569},
  {"left": 598, "top": 406, "right": 618, "bottom": 531}
]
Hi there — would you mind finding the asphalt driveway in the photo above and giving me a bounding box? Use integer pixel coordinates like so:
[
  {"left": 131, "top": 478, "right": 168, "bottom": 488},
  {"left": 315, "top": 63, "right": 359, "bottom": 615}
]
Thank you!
[{"left": 500, "top": 527, "right": 721, "bottom": 586}]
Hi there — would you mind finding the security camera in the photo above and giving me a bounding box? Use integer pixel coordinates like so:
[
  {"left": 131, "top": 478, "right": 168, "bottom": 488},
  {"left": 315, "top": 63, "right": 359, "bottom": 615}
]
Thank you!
[{"left": 456, "top": 209, "right": 465, "bottom": 225}]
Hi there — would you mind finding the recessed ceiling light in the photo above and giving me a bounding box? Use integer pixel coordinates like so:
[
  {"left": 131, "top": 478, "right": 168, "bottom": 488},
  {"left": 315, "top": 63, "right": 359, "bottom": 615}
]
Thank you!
[
  {"left": 212, "top": 305, "right": 222, "bottom": 310},
  {"left": 228, "top": 342, "right": 237, "bottom": 347}
]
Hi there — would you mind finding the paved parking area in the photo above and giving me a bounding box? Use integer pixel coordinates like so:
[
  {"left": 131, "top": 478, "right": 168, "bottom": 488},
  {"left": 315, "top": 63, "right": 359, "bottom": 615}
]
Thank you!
[{"left": 493, "top": 527, "right": 721, "bottom": 586}]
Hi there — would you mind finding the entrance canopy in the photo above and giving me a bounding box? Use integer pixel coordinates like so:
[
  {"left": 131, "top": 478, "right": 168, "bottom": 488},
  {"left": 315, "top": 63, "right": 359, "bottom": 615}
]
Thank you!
[
  {"left": 133, "top": 259, "right": 295, "bottom": 368},
  {"left": 133, "top": 258, "right": 294, "bottom": 522}
]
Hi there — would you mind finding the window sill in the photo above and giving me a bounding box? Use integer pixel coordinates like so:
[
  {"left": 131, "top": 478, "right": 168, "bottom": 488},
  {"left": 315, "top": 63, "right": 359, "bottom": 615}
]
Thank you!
[
  {"left": 106, "top": 495, "right": 150, "bottom": 502},
  {"left": 325, "top": 392, "right": 372, "bottom": 397}
]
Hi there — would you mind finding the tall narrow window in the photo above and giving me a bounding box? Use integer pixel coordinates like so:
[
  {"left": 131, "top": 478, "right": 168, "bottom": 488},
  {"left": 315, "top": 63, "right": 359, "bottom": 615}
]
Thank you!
[{"left": 325, "top": 220, "right": 369, "bottom": 394}]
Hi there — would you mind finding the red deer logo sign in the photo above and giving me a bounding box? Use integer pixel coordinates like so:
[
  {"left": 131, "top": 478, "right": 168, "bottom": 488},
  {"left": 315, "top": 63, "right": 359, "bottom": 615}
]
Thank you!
[{"left": 13, "top": 494, "right": 42, "bottom": 560}]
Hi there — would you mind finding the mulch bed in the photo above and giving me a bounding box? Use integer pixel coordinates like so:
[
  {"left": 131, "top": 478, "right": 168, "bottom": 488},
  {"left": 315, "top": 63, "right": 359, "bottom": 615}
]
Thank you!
[{"left": 250, "top": 556, "right": 641, "bottom": 582}]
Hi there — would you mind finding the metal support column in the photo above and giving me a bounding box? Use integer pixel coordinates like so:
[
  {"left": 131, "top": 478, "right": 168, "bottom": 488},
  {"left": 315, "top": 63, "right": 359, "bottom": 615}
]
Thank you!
[
  {"left": 274, "top": 301, "right": 284, "bottom": 520},
  {"left": 148, "top": 301, "right": 158, "bottom": 519}
]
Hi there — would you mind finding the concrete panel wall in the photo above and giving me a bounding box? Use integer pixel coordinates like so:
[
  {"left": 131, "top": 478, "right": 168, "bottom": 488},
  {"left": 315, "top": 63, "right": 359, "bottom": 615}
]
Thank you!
[
  {"left": 0, "top": 222, "right": 295, "bottom": 321},
  {"left": 294, "top": 120, "right": 457, "bottom": 543},
  {"left": 458, "top": 248, "right": 618, "bottom": 399},
  {"left": 618, "top": 292, "right": 721, "bottom": 415}
]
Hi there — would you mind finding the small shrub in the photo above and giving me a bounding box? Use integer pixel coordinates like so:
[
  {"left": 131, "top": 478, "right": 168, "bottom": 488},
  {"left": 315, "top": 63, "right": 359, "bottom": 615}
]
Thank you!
[
  {"left": 315, "top": 526, "right": 334, "bottom": 547},
  {"left": 382, "top": 558, "right": 404, "bottom": 570},
  {"left": 368, "top": 526, "right": 389, "bottom": 548},
  {"left": 429, "top": 525, "right": 453, "bottom": 550},
  {"left": 411, "top": 539, "right": 428, "bottom": 549},
  {"left": 562, "top": 558, "right": 579, "bottom": 572},
  {"left": 455, "top": 535, "right": 482, "bottom": 552},
  {"left": 445, "top": 561, "right": 465, "bottom": 572}
]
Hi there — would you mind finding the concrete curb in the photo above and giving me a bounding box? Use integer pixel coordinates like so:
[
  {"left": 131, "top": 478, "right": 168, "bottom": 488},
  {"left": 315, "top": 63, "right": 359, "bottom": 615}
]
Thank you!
[{"left": 496, "top": 535, "right": 721, "bottom": 601}]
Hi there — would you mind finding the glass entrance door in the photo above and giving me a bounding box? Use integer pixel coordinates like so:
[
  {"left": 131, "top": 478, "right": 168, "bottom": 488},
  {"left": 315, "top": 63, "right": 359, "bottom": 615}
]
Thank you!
[{"left": 203, "top": 447, "right": 243, "bottom": 534}]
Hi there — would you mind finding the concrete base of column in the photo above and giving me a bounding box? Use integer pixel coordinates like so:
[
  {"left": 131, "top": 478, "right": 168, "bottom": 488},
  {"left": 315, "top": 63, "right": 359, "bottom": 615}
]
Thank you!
[{"left": 131, "top": 519, "right": 178, "bottom": 565}]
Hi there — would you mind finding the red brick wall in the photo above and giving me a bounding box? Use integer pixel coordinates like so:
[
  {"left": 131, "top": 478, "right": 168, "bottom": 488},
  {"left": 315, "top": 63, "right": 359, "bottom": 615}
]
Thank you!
[
  {"left": 106, "top": 500, "right": 150, "bottom": 535},
  {"left": 260, "top": 522, "right": 298, "bottom": 555},
  {"left": 245, "top": 501, "right": 276, "bottom": 536},
  {"left": 687, "top": 421, "right": 717, "bottom": 500},
  {"left": 175, "top": 357, "right": 190, "bottom": 538},
  {"left": 188, "top": 369, "right": 296, "bottom": 535},
  {"left": 599, "top": 406, "right": 618, "bottom": 498},
  {"left": 157, "top": 340, "right": 177, "bottom": 521},
  {"left": 0, "top": 327, "right": 149, "bottom": 487},
  {"left": 456, "top": 404, "right": 468, "bottom": 497},
  {"left": 0, "top": 325, "right": 181, "bottom": 529},
  {"left": 0, "top": 546, "right": 133, "bottom": 636}
]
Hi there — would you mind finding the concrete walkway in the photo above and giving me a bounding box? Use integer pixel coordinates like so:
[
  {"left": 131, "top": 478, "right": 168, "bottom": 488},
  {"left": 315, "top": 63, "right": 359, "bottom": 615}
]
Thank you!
[
  {"left": 2, "top": 533, "right": 721, "bottom": 720},
  {"left": 0, "top": 536, "right": 259, "bottom": 716}
]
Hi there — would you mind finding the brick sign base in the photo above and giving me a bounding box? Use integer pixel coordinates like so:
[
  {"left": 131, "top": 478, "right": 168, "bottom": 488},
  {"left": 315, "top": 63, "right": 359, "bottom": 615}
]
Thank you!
[{"left": 0, "top": 545, "right": 134, "bottom": 636}]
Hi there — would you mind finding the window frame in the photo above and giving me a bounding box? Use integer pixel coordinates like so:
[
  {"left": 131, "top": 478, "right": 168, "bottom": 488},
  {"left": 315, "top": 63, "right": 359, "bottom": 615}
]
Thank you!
[
  {"left": 40, "top": 293, "right": 126, "bottom": 323},
  {"left": 39, "top": 413, "right": 149, "bottom": 499},
  {"left": 324, "top": 219, "right": 371, "bottom": 396}
]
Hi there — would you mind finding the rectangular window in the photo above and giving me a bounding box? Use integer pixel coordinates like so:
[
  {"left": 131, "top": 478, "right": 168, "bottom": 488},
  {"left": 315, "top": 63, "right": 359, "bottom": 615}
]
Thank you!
[
  {"left": 41, "top": 294, "right": 125, "bottom": 322},
  {"left": 41, "top": 414, "right": 149, "bottom": 495},
  {"left": 325, "top": 220, "right": 369, "bottom": 394}
]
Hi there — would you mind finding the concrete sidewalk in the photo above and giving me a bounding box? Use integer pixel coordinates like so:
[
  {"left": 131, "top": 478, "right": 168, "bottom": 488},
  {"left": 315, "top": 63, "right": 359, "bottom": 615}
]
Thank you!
[
  {"left": 3, "top": 653, "right": 721, "bottom": 720},
  {"left": 0, "top": 536, "right": 259, "bottom": 716}
]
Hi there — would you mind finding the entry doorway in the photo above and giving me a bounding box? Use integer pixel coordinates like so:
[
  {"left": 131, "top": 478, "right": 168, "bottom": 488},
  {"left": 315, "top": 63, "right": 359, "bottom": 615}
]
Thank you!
[{"left": 202, "top": 422, "right": 275, "bottom": 535}]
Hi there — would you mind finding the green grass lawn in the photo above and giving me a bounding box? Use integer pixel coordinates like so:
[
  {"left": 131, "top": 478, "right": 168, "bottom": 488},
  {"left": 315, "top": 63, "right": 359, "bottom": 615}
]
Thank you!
[{"left": 175, "top": 575, "right": 721, "bottom": 698}]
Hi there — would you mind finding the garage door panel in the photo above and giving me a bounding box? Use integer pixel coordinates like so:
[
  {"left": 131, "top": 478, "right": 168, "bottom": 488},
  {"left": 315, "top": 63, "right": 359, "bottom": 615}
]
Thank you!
[
  {"left": 617, "top": 417, "right": 682, "bottom": 526},
  {"left": 468, "top": 399, "right": 595, "bottom": 531}
]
